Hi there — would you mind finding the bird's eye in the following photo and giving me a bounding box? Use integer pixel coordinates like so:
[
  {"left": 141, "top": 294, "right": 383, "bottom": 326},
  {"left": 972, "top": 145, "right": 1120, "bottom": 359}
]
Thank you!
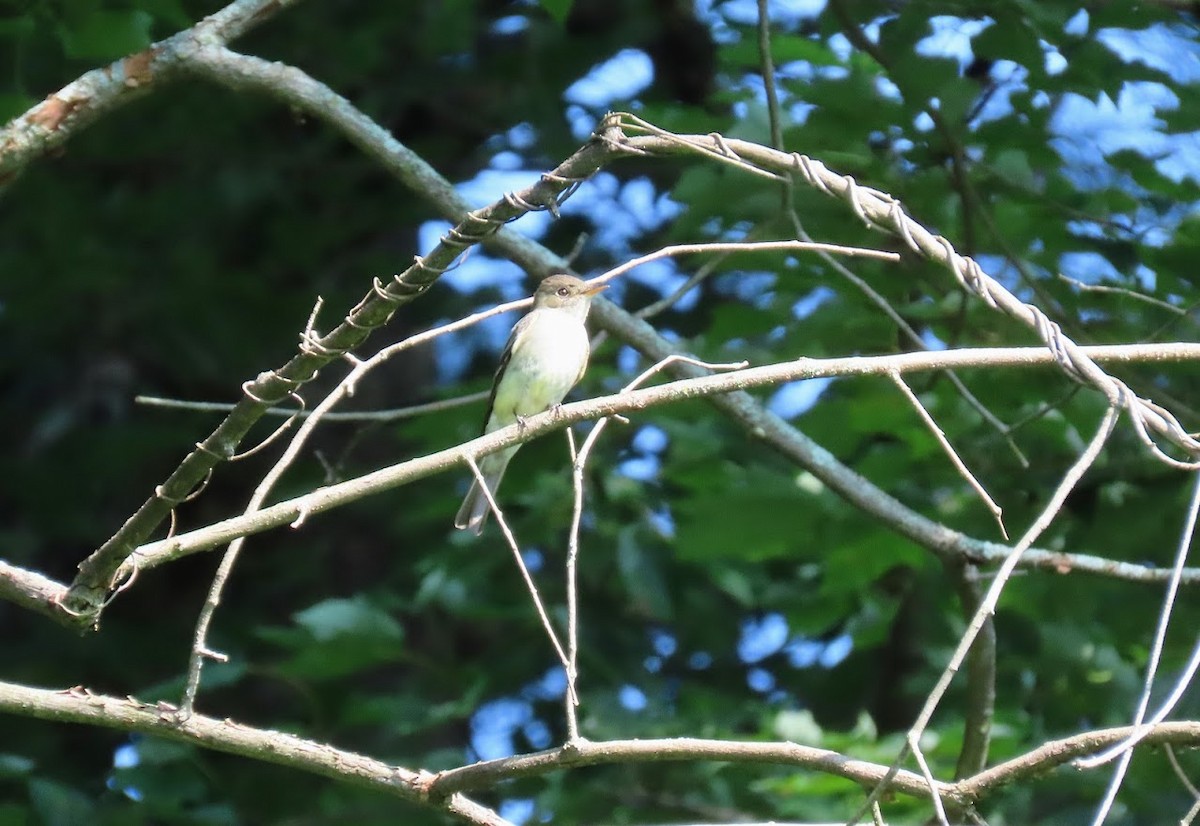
[{"left": 557, "top": 287, "right": 570, "bottom": 297}]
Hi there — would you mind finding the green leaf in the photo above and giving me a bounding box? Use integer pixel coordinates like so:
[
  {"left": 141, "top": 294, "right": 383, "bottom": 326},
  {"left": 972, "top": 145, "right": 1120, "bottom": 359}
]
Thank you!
[
  {"left": 538, "top": 0, "right": 573, "bottom": 24},
  {"left": 617, "top": 526, "right": 674, "bottom": 621},
  {"left": 675, "top": 469, "right": 826, "bottom": 561},
  {"left": 774, "top": 708, "right": 824, "bottom": 744},
  {"left": 721, "top": 35, "right": 841, "bottom": 68},
  {"left": 58, "top": 10, "right": 152, "bottom": 61},
  {"left": 27, "top": 779, "right": 94, "bottom": 826},
  {"left": 133, "top": 0, "right": 192, "bottom": 29},
  {"left": 257, "top": 596, "right": 405, "bottom": 680},
  {"left": 292, "top": 595, "right": 404, "bottom": 643},
  {"left": 971, "top": 14, "right": 1044, "bottom": 73},
  {"left": 0, "top": 93, "right": 37, "bottom": 124}
]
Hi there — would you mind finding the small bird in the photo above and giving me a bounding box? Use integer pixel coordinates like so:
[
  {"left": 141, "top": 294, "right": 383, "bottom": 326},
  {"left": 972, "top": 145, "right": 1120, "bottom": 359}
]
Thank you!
[{"left": 454, "top": 273, "right": 608, "bottom": 535}]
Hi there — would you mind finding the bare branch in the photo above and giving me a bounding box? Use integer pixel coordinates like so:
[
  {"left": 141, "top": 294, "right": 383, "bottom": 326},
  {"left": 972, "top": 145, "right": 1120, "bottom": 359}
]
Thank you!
[
  {"left": 1079, "top": 472, "right": 1200, "bottom": 773},
  {"left": 0, "top": 561, "right": 69, "bottom": 623},
  {"left": 0, "top": 0, "right": 302, "bottom": 184},
  {"left": 134, "top": 392, "right": 489, "bottom": 422},
  {"left": 950, "top": 561, "right": 996, "bottom": 783},
  {"left": 890, "top": 371, "right": 1007, "bottom": 539},
  {"left": 615, "top": 116, "right": 1200, "bottom": 468},
  {"left": 856, "top": 405, "right": 1121, "bottom": 824},
  {"left": 465, "top": 457, "right": 574, "bottom": 690},
  {"left": 112, "top": 346, "right": 1200, "bottom": 581},
  {"left": 0, "top": 680, "right": 511, "bottom": 826},
  {"left": 960, "top": 721, "right": 1200, "bottom": 800},
  {"left": 428, "top": 736, "right": 950, "bottom": 800}
]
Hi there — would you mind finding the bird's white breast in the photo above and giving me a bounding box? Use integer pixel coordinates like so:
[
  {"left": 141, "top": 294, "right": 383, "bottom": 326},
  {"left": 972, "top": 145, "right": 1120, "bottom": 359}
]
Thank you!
[{"left": 495, "top": 308, "right": 590, "bottom": 420}]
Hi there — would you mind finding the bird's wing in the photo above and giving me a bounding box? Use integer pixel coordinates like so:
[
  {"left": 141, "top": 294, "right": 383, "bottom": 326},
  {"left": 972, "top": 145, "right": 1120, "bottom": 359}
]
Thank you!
[
  {"left": 573, "top": 343, "right": 590, "bottom": 388},
  {"left": 480, "top": 311, "right": 534, "bottom": 434}
]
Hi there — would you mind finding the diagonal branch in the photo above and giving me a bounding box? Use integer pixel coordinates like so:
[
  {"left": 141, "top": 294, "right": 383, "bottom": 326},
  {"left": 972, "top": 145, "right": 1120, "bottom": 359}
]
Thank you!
[
  {"left": 0, "top": 680, "right": 511, "bottom": 826},
  {"left": 8, "top": 344, "right": 1200, "bottom": 627},
  {"left": 114, "top": 345, "right": 1200, "bottom": 577},
  {"left": 615, "top": 116, "right": 1200, "bottom": 467},
  {"left": 62, "top": 69, "right": 637, "bottom": 625},
  {"left": 0, "top": 0, "right": 304, "bottom": 184}
]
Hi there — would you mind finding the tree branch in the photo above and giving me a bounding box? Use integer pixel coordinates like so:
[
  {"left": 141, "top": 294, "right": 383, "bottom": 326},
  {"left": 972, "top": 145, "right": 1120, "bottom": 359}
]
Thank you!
[
  {"left": 427, "top": 736, "right": 948, "bottom": 801},
  {"left": 615, "top": 116, "right": 1200, "bottom": 467},
  {"left": 0, "top": 680, "right": 511, "bottom": 826},
  {"left": 122, "top": 345, "right": 1200, "bottom": 568},
  {"left": 60, "top": 68, "right": 634, "bottom": 626},
  {"left": 425, "top": 722, "right": 1200, "bottom": 809},
  {"left": 0, "top": 561, "right": 69, "bottom": 623},
  {"left": 7, "top": 343, "right": 1200, "bottom": 627},
  {"left": 0, "top": 0, "right": 303, "bottom": 184}
]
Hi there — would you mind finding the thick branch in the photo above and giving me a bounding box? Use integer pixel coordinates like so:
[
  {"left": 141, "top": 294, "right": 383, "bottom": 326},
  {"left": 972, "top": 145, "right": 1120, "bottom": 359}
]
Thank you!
[
  {"left": 0, "top": 561, "right": 69, "bottom": 624},
  {"left": 0, "top": 680, "right": 510, "bottom": 826},
  {"left": 62, "top": 83, "right": 632, "bottom": 626},
  {"left": 950, "top": 561, "right": 995, "bottom": 781},
  {"left": 123, "top": 344, "right": 1200, "bottom": 574},
  {"left": 7, "top": 344, "right": 1200, "bottom": 626},
  {"left": 0, "top": 0, "right": 302, "bottom": 184},
  {"left": 426, "top": 723, "right": 1200, "bottom": 809},
  {"left": 960, "top": 721, "right": 1200, "bottom": 799},
  {"left": 429, "top": 737, "right": 948, "bottom": 801},
  {"left": 616, "top": 121, "right": 1200, "bottom": 466}
]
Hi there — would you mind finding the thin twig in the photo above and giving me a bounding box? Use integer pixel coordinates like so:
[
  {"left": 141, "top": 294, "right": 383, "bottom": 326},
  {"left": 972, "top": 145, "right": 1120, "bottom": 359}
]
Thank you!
[
  {"left": 1167, "top": 743, "right": 1200, "bottom": 799},
  {"left": 178, "top": 295, "right": 537, "bottom": 711},
  {"left": 466, "top": 457, "right": 574, "bottom": 701},
  {"left": 135, "top": 392, "right": 488, "bottom": 422},
  {"left": 909, "top": 741, "right": 951, "bottom": 826},
  {"left": 591, "top": 240, "right": 899, "bottom": 289},
  {"left": 852, "top": 405, "right": 1121, "bottom": 824},
  {"left": 632, "top": 242, "right": 743, "bottom": 321},
  {"left": 1086, "top": 637, "right": 1200, "bottom": 824},
  {"left": 1080, "top": 472, "right": 1200, "bottom": 773},
  {"left": 562, "top": 355, "right": 748, "bottom": 741},
  {"left": 890, "top": 371, "right": 1007, "bottom": 539},
  {"left": 563, "top": 426, "right": 581, "bottom": 740},
  {"left": 792, "top": 206, "right": 1030, "bottom": 467},
  {"left": 1058, "top": 273, "right": 1188, "bottom": 316}
]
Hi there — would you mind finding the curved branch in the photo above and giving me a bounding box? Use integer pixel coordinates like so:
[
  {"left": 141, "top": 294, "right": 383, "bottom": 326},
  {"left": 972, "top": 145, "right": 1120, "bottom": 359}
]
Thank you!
[
  {"left": 0, "top": 680, "right": 511, "bottom": 826},
  {"left": 960, "top": 721, "right": 1200, "bottom": 799},
  {"left": 429, "top": 736, "right": 947, "bottom": 801},
  {"left": 61, "top": 65, "right": 632, "bottom": 625},
  {"left": 121, "top": 344, "right": 1200, "bottom": 576},
  {"left": 427, "top": 722, "right": 1200, "bottom": 808},
  {"left": 616, "top": 118, "right": 1200, "bottom": 467},
  {"left": 7, "top": 343, "right": 1200, "bottom": 626},
  {"left": 0, "top": 0, "right": 302, "bottom": 184},
  {"left": 0, "top": 561, "right": 68, "bottom": 622},
  {"left": 4, "top": 677, "right": 1197, "bottom": 817}
]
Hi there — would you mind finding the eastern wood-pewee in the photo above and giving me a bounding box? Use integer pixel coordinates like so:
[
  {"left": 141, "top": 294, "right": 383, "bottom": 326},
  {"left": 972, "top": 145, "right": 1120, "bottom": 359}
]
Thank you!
[{"left": 454, "top": 273, "right": 607, "bottom": 535}]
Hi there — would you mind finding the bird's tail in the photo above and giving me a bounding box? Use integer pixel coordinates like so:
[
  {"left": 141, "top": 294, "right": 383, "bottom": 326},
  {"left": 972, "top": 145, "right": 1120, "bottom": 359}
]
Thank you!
[{"left": 454, "top": 452, "right": 513, "bottom": 535}]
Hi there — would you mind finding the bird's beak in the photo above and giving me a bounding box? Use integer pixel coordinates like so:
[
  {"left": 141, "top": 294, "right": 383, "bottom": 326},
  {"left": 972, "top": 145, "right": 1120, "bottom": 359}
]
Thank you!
[{"left": 583, "top": 283, "right": 609, "bottom": 296}]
